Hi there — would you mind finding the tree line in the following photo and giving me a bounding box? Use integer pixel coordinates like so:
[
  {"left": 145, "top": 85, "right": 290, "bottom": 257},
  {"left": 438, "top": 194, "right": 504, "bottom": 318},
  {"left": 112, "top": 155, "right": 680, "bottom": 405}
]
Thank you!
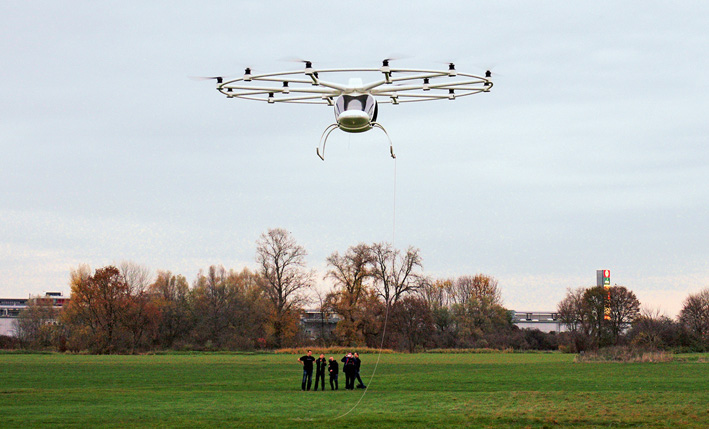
[
  {"left": 11, "top": 228, "right": 709, "bottom": 353},
  {"left": 556, "top": 285, "right": 709, "bottom": 352}
]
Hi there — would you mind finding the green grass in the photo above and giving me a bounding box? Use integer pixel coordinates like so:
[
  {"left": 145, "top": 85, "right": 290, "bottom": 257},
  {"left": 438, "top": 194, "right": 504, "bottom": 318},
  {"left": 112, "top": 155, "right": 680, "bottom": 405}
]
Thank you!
[{"left": 1, "top": 352, "right": 708, "bottom": 427}]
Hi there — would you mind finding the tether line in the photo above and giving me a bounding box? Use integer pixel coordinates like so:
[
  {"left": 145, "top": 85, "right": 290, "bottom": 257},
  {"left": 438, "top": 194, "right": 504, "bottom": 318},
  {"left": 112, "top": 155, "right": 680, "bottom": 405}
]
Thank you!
[{"left": 332, "top": 157, "right": 397, "bottom": 420}]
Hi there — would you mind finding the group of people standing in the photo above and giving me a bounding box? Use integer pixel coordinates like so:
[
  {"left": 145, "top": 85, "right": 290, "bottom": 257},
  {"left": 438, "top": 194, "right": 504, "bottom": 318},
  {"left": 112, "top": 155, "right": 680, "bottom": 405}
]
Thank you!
[{"left": 298, "top": 350, "right": 367, "bottom": 391}]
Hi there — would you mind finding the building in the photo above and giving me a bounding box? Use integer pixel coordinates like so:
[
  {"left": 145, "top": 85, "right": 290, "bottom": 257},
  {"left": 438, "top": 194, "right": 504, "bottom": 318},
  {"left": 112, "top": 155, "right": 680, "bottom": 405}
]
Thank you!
[
  {"left": 300, "top": 310, "right": 341, "bottom": 340},
  {"left": 0, "top": 292, "right": 68, "bottom": 337},
  {"left": 511, "top": 311, "right": 566, "bottom": 333}
]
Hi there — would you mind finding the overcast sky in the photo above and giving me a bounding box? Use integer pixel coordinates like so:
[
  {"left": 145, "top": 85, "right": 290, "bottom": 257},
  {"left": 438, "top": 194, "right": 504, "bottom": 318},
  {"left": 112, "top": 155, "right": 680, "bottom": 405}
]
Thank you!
[{"left": 2, "top": 1, "right": 708, "bottom": 316}]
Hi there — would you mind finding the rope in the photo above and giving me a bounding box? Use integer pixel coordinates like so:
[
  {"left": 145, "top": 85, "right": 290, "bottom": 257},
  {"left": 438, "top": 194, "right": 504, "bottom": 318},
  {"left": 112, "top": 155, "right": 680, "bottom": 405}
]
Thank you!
[{"left": 332, "top": 157, "right": 397, "bottom": 420}]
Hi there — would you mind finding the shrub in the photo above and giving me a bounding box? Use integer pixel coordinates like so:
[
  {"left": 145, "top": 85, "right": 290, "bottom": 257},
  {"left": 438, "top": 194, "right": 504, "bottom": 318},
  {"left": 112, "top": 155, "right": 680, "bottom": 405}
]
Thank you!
[{"left": 574, "top": 346, "right": 673, "bottom": 363}]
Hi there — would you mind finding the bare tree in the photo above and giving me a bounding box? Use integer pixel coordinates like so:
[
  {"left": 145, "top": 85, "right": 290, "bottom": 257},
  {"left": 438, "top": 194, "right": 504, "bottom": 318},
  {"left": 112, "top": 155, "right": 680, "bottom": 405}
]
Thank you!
[
  {"left": 119, "top": 261, "right": 157, "bottom": 352},
  {"left": 679, "top": 288, "right": 709, "bottom": 345},
  {"left": 325, "top": 243, "right": 373, "bottom": 307},
  {"left": 629, "top": 307, "right": 680, "bottom": 349},
  {"left": 370, "top": 242, "right": 423, "bottom": 308},
  {"left": 557, "top": 287, "right": 588, "bottom": 334},
  {"left": 191, "top": 265, "right": 238, "bottom": 348},
  {"left": 256, "top": 228, "right": 314, "bottom": 347},
  {"left": 119, "top": 261, "right": 153, "bottom": 295},
  {"left": 417, "top": 277, "right": 454, "bottom": 309},
  {"left": 325, "top": 243, "right": 374, "bottom": 341}
]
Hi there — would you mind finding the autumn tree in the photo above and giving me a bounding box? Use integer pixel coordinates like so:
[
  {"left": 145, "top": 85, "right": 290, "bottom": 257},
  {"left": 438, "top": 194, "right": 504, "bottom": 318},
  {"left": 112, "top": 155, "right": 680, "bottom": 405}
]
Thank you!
[
  {"left": 390, "top": 296, "right": 434, "bottom": 352},
  {"left": 62, "top": 265, "right": 131, "bottom": 353},
  {"left": 149, "top": 270, "right": 192, "bottom": 348},
  {"left": 356, "top": 288, "right": 387, "bottom": 348},
  {"left": 256, "top": 228, "right": 314, "bottom": 347},
  {"left": 452, "top": 274, "right": 502, "bottom": 307}
]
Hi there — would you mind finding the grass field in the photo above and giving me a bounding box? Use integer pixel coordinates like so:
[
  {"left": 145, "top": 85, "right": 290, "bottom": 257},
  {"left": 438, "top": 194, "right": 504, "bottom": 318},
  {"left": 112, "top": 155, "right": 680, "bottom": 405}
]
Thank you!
[{"left": 1, "top": 352, "right": 708, "bottom": 428}]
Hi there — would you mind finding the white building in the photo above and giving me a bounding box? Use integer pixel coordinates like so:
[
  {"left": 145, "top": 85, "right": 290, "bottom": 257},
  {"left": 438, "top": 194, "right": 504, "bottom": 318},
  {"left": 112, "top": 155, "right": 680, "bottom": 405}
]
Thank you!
[
  {"left": 511, "top": 311, "right": 567, "bottom": 333},
  {"left": 0, "top": 293, "right": 68, "bottom": 337}
]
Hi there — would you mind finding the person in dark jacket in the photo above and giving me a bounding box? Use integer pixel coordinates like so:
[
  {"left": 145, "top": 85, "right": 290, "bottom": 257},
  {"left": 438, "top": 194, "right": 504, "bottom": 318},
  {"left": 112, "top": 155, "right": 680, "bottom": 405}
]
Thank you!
[
  {"left": 328, "top": 356, "right": 339, "bottom": 390},
  {"left": 341, "top": 352, "right": 356, "bottom": 390},
  {"left": 298, "top": 350, "right": 315, "bottom": 391},
  {"left": 313, "top": 354, "right": 327, "bottom": 391},
  {"left": 353, "top": 352, "right": 367, "bottom": 389}
]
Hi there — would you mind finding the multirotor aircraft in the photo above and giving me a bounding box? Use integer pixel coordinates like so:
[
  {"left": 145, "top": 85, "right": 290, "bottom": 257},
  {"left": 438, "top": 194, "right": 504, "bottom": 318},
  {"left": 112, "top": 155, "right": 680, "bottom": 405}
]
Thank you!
[{"left": 203, "top": 60, "right": 493, "bottom": 160}]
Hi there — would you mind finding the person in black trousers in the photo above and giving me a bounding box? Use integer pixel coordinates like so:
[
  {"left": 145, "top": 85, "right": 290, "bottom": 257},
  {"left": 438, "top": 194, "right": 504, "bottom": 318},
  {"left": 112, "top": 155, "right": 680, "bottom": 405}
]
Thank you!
[
  {"left": 313, "top": 354, "right": 327, "bottom": 391},
  {"left": 298, "top": 350, "right": 315, "bottom": 391},
  {"left": 341, "top": 352, "right": 355, "bottom": 390},
  {"left": 353, "top": 352, "right": 367, "bottom": 389},
  {"left": 328, "top": 356, "right": 339, "bottom": 390}
]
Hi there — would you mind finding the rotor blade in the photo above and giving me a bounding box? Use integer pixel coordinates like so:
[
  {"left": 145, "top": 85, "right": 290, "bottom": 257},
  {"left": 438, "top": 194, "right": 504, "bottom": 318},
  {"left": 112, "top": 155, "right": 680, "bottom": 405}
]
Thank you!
[{"left": 189, "top": 75, "right": 229, "bottom": 83}]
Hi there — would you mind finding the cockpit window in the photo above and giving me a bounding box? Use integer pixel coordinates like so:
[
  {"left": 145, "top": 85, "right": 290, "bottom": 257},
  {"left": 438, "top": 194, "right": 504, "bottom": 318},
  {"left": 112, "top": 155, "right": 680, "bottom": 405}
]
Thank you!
[{"left": 335, "top": 94, "right": 376, "bottom": 118}]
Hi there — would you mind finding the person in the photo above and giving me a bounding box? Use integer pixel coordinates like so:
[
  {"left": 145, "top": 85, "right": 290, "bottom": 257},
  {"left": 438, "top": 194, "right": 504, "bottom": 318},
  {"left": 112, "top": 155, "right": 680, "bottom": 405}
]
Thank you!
[
  {"left": 298, "top": 350, "right": 315, "bottom": 391},
  {"left": 328, "top": 356, "right": 339, "bottom": 391},
  {"left": 313, "top": 354, "right": 327, "bottom": 391},
  {"left": 341, "top": 352, "right": 356, "bottom": 390},
  {"left": 353, "top": 352, "right": 367, "bottom": 389}
]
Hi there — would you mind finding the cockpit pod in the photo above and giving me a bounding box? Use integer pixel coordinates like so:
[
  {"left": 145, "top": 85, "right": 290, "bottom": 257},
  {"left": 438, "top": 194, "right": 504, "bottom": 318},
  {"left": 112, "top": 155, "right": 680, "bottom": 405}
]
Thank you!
[{"left": 334, "top": 94, "right": 378, "bottom": 132}]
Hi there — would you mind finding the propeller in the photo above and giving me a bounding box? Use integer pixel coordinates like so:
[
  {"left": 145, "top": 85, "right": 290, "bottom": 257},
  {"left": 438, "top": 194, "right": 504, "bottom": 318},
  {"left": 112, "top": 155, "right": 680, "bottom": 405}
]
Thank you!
[
  {"left": 473, "top": 63, "right": 502, "bottom": 78},
  {"left": 189, "top": 75, "right": 227, "bottom": 84},
  {"left": 281, "top": 57, "right": 316, "bottom": 70},
  {"left": 380, "top": 55, "right": 408, "bottom": 83},
  {"left": 190, "top": 63, "right": 259, "bottom": 83}
]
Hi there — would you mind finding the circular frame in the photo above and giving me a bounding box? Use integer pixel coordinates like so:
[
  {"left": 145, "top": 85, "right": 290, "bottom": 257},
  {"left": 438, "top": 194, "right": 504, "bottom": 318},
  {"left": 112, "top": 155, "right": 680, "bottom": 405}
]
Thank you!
[{"left": 216, "top": 66, "right": 493, "bottom": 105}]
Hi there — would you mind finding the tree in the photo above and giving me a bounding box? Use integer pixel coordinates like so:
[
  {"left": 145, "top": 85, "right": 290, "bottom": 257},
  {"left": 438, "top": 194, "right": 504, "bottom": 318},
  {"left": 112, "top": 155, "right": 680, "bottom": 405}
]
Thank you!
[
  {"left": 356, "top": 288, "right": 387, "bottom": 348},
  {"left": 629, "top": 307, "right": 682, "bottom": 350},
  {"left": 679, "top": 288, "right": 709, "bottom": 347},
  {"left": 452, "top": 274, "right": 502, "bottom": 307},
  {"left": 370, "top": 242, "right": 423, "bottom": 308},
  {"left": 607, "top": 286, "right": 640, "bottom": 343},
  {"left": 390, "top": 296, "right": 434, "bottom": 352},
  {"left": 557, "top": 287, "right": 592, "bottom": 351},
  {"left": 417, "top": 278, "right": 457, "bottom": 348},
  {"left": 582, "top": 286, "right": 612, "bottom": 347},
  {"left": 325, "top": 243, "right": 374, "bottom": 344},
  {"left": 149, "top": 270, "right": 192, "bottom": 348},
  {"left": 62, "top": 266, "right": 131, "bottom": 353},
  {"left": 256, "top": 228, "right": 314, "bottom": 347},
  {"left": 453, "top": 292, "right": 512, "bottom": 348},
  {"left": 557, "top": 287, "right": 587, "bottom": 333},
  {"left": 326, "top": 243, "right": 373, "bottom": 311},
  {"left": 14, "top": 297, "right": 58, "bottom": 350},
  {"left": 558, "top": 285, "right": 641, "bottom": 349},
  {"left": 119, "top": 261, "right": 159, "bottom": 352},
  {"left": 418, "top": 277, "right": 454, "bottom": 308},
  {"left": 191, "top": 265, "right": 242, "bottom": 348}
]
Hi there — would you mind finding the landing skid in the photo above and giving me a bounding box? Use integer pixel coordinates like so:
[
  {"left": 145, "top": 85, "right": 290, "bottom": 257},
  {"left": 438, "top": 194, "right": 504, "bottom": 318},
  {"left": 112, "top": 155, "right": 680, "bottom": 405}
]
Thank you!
[{"left": 316, "top": 123, "right": 396, "bottom": 161}]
